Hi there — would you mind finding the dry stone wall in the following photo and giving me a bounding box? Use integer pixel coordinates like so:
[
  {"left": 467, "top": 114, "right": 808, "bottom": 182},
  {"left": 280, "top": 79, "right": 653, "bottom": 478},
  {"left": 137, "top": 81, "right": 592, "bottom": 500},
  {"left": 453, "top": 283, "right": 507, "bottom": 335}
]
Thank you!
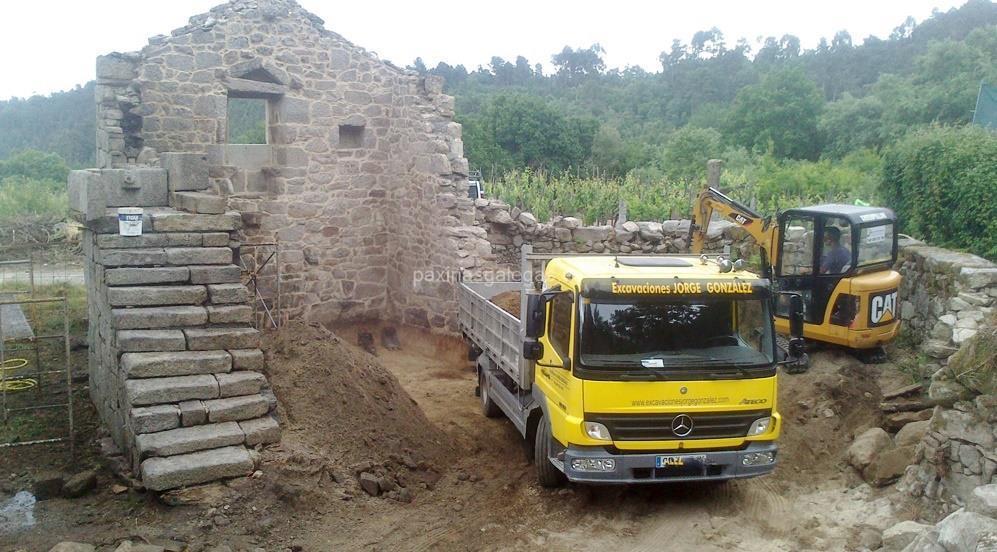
[
  {"left": 896, "top": 241, "right": 997, "bottom": 361},
  {"left": 71, "top": 154, "right": 279, "bottom": 491}
]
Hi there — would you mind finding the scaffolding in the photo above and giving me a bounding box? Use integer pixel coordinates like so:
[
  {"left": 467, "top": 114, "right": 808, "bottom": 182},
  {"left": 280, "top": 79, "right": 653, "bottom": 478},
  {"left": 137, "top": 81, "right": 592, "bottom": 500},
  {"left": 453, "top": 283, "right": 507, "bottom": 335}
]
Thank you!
[{"left": 239, "top": 240, "right": 282, "bottom": 329}]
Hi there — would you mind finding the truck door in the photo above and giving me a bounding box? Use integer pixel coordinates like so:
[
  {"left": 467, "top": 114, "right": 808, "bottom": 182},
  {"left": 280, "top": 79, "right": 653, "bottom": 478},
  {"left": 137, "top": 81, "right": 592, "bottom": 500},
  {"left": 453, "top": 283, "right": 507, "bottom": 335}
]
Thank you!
[{"left": 535, "top": 289, "right": 574, "bottom": 424}]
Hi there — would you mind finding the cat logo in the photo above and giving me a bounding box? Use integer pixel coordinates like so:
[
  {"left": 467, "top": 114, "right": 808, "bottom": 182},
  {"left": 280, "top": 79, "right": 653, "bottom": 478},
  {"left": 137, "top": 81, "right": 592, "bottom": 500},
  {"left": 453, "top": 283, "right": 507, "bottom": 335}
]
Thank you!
[
  {"left": 869, "top": 289, "right": 898, "bottom": 325},
  {"left": 728, "top": 213, "right": 753, "bottom": 226}
]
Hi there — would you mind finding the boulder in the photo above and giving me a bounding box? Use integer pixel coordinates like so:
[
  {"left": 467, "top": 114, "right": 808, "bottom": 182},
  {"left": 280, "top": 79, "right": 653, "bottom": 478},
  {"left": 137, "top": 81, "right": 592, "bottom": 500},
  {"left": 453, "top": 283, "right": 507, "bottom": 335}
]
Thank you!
[
  {"left": 881, "top": 520, "right": 932, "bottom": 551},
  {"left": 864, "top": 445, "right": 915, "bottom": 487},
  {"left": 48, "top": 544, "right": 96, "bottom": 552},
  {"left": 936, "top": 509, "right": 997, "bottom": 552},
  {"left": 32, "top": 471, "right": 65, "bottom": 500},
  {"left": 62, "top": 469, "right": 98, "bottom": 498},
  {"left": 847, "top": 427, "right": 894, "bottom": 470},
  {"left": 359, "top": 472, "right": 380, "bottom": 496},
  {"left": 947, "top": 325, "right": 996, "bottom": 395},
  {"left": 968, "top": 485, "right": 997, "bottom": 518},
  {"left": 895, "top": 420, "right": 931, "bottom": 448}
]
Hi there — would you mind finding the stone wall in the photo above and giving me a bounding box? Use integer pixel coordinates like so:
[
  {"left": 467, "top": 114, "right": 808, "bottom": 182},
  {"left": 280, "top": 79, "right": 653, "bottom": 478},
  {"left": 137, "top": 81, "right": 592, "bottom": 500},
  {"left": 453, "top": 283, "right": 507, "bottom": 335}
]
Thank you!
[
  {"left": 95, "top": 0, "right": 476, "bottom": 332},
  {"left": 896, "top": 241, "right": 997, "bottom": 361},
  {"left": 472, "top": 198, "right": 752, "bottom": 269},
  {"left": 71, "top": 154, "right": 280, "bottom": 491}
]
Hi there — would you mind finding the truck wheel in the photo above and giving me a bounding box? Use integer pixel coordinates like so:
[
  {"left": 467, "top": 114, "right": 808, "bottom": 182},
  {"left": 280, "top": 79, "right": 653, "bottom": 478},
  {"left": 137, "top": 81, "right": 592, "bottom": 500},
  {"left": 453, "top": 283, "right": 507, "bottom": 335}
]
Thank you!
[
  {"left": 534, "top": 415, "right": 567, "bottom": 488},
  {"left": 479, "top": 370, "right": 502, "bottom": 418}
]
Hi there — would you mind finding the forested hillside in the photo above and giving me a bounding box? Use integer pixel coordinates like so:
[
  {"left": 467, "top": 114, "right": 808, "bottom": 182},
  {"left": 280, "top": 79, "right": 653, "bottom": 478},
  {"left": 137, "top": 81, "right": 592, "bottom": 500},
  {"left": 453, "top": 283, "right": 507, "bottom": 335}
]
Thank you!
[{"left": 0, "top": 0, "right": 994, "bottom": 256}]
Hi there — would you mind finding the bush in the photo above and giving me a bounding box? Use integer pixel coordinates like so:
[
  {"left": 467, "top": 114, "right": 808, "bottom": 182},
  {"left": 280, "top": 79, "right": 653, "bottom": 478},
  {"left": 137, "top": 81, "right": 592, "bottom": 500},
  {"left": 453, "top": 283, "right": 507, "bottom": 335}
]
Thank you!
[
  {"left": 0, "top": 175, "right": 67, "bottom": 218},
  {"left": 881, "top": 126, "right": 997, "bottom": 259}
]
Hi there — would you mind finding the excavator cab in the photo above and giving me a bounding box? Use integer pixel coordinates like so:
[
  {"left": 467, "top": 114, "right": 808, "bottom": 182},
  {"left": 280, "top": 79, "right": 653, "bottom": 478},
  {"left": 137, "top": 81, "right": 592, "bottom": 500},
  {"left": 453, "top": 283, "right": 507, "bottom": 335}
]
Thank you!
[{"left": 773, "top": 205, "right": 901, "bottom": 358}]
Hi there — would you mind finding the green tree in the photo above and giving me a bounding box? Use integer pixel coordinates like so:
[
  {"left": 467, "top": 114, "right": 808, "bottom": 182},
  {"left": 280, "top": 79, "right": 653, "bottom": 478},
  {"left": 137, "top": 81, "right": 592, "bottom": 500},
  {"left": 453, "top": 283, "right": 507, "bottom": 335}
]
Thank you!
[
  {"left": 0, "top": 150, "right": 70, "bottom": 182},
  {"left": 727, "top": 68, "right": 824, "bottom": 159},
  {"left": 659, "top": 127, "right": 724, "bottom": 183}
]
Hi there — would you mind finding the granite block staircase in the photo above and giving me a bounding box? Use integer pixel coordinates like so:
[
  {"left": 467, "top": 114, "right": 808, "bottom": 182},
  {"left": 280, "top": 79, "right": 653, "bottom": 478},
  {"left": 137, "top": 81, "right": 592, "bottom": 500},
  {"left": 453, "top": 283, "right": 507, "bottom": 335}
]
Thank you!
[{"left": 74, "top": 153, "right": 280, "bottom": 491}]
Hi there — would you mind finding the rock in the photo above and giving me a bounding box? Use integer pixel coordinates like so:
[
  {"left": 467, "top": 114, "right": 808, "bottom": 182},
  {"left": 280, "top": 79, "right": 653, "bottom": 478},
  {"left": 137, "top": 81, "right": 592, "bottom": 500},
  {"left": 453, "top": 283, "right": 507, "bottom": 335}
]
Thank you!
[
  {"left": 48, "top": 544, "right": 96, "bottom": 552},
  {"left": 32, "top": 471, "right": 65, "bottom": 500},
  {"left": 931, "top": 407, "right": 994, "bottom": 448},
  {"left": 884, "top": 409, "right": 933, "bottom": 432},
  {"left": 947, "top": 326, "right": 996, "bottom": 395},
  {"left": 847, "top": 427, "right": 894, "bottom": 470},
  {"left": 858, "top": 527, "right": 882, "bottom": 550},
  {"left": 881, "top": 520, "right": 932, "bottom": 551},
  {"left": 359, "top": 472, "right": 380, "bottom": 496},
  {"left": 927, "top": 379, "right": 972, "bottom": 403},
  {"left": 896, "top": 420, "right": 931, "bottom": 448},
  {"left": 936, "top": 509, "right": 997, "bottom": 552},
  {"left": 560, "top": 217, "right": 582, "bottom": 229},
  {"left": 517, "top": 212, "right": 537, "bottom": 227},
  {"left": 968, "top": 485, "right": 997, "bottom": 518},
  {"left": 62, "top": 469, "right": 98, "bottom": 498},
  {"left": 865, "top": 445, "right": 916, "bottom": 486}
]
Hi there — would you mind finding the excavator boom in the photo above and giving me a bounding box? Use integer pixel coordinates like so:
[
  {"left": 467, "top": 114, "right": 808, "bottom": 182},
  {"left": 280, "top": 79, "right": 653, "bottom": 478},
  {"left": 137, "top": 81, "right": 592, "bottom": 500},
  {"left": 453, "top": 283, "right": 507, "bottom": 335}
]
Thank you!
[{"left": 689, "top": 187, "right": 778, "bottom": 264}]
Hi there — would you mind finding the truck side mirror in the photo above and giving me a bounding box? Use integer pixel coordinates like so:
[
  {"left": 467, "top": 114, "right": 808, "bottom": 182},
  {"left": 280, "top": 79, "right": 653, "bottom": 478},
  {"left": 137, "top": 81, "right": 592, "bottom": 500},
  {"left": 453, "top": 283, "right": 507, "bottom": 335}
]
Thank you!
[
  {"left": 525, "top": 294, "right": 546, "bottom": 339},
  {"left": 523, "top": 340, "right": 543, "bottom": 360}
]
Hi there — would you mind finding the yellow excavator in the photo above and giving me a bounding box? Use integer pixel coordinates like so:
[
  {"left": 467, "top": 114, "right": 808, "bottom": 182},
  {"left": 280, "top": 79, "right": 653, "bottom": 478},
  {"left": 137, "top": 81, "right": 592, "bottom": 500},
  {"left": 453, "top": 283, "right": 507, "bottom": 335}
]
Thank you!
[{"left": 689, "top": 186, "right": 901, "bottom": 366}]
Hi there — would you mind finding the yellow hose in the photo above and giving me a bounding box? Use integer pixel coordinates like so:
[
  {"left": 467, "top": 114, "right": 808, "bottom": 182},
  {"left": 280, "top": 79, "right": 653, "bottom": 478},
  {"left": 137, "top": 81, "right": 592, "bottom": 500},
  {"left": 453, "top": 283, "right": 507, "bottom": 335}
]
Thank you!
[{"left": 0, "top": 358, "right": 36, "bottom": 392}]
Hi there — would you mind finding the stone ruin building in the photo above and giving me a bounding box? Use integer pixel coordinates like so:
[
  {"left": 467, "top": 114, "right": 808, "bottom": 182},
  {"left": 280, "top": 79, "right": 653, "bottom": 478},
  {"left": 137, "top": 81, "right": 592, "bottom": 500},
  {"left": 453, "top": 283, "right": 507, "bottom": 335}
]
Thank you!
[{"left": 70, "top": 0, "right": 484, "bottom": 490}]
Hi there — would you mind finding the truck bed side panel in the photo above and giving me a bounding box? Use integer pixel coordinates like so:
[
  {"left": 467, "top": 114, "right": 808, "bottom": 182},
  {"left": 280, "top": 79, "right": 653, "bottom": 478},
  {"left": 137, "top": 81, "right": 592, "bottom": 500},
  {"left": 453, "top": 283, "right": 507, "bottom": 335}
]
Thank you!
[{"left": 458, "top": 281, "right": 523, "bottom": 385}]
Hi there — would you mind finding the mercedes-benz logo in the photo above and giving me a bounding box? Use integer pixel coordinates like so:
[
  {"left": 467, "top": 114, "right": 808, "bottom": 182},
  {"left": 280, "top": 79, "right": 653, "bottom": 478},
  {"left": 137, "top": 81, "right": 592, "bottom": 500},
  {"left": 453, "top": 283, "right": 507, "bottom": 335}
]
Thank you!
[{"left": 671, "top": 414, "right": 694, "bottom": 437}]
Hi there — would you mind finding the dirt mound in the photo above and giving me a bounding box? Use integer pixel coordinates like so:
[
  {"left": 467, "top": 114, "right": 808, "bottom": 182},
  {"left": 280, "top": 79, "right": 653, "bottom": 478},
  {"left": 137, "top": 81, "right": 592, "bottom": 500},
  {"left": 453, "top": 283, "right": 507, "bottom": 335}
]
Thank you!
[
  {"left": 776, "top": 350, "right": 883, "bottom": 484},
  {"left": 491, "top": 290, "right": 521, "bottom": 318},
  {"left": 261, "top": 321, "right": 450, "bottom": 498}
]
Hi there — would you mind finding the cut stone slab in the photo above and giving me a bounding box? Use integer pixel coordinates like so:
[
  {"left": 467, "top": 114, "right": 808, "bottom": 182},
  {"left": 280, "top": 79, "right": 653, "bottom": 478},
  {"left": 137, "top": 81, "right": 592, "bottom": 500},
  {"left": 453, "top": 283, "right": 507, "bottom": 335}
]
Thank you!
[
  {"left": 207, "top": 305, "right": 252, "bottom": 324},
  {"left": 207, "top": 283, "right": 250, "bottom": 304},
  {"left": 239, "top": 416, "right": 281, "bottom": 446},
  {"left": 122, "top": 350, "right": 231, "bottom": 378},
  {"left": 141, "top": 445, "right": 254, "bottom": 491},
  {"left": 189, "top": 265, "right": 242, "bottom": 284},
  {"left": 151, "top": 211, "right": 240, "bottom": 233},
  {"left": 107, "top": 285, "right": 207, "bottom": 307},
  {"left": 105, "top": 267, "right": 190, "bottom": 286},
  {"left": 165, "top": 247, "right": 233, "bottom": 265},
  {"left": 117, "top": 329, "right": 187, "bottom": 352},
  {"left": 135, "top": 421, "right": 245, "bottom": 458},
  {"left": 180, "top": 400, "right": 207, "bottom": 427},
  {"left": 172, "top": 191, "right": 227, "bottom": 214},
  {"left": 96, "top": 232, "right": 203, "bottom": 249},
  {"left": 203, "top": 395, "right": 269, "bottom": 423},
  {"left": 130, "top": 404, "right": 181, "bottom": 434},
  {"left": 229, "top": 349, "right": 264, "bottom": 371},
  {"left": 216, "top": 371, "right": 265, "bottom": 397},
  {"left": 98, "top": 248, "right": 167, "bottom": 267},
  {"left": 201, "top": 232, "right": 231, "bottom": 247},
  {"left": 125, "top": 375, "right": 219, "bottom": 406},
  {"left": 184, "top": 327, "right": 260, "bottom": 350},
  {"left": 162, "top": 152, "right": 209, "bottom": 192},
  {"left": 113, "top": 306, "right": 208, "bottom": 330}
]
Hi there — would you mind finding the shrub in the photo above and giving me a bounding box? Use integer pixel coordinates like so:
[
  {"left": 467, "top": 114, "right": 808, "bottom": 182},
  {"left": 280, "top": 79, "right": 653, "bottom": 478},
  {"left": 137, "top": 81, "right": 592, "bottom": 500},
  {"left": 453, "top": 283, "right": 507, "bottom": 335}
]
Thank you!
[{"left": 881, "top": 125, "right": 997, "bottom": 259}]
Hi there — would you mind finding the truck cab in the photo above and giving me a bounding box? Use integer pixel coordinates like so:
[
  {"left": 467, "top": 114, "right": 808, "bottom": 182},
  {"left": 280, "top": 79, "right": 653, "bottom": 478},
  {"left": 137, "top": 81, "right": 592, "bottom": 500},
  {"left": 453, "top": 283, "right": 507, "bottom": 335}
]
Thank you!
[{"left": 459, "top": 249, "right": 804, "bottom": 486}]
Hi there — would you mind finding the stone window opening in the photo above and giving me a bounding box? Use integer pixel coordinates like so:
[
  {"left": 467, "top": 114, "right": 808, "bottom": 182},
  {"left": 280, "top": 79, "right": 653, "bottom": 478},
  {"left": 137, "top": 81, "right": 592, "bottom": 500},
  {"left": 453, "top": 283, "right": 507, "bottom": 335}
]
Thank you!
[
  {"left": 339, "top": 124, "right": 365, "bottom": 149},
  {"left": 227, "top": 97, "right": 269, "bottom": 145}
]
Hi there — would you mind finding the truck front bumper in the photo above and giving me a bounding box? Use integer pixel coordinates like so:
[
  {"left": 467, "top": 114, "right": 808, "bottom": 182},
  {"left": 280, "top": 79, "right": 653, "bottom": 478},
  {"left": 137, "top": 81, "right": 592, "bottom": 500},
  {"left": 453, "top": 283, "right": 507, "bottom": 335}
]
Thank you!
[{"left": 559, "top": 441, "right": 777, "bottom": 484}]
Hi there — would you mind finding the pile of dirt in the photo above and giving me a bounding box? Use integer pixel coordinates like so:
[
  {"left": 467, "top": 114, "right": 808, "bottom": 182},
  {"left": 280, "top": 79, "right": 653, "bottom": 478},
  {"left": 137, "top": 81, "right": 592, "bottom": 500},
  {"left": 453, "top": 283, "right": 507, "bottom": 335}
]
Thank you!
[
  {"left": 261, "top": 321, "right": 451, "bottom": 499},
  {"left": 491, "top": 290, "right": 521, "bottom": 318}
]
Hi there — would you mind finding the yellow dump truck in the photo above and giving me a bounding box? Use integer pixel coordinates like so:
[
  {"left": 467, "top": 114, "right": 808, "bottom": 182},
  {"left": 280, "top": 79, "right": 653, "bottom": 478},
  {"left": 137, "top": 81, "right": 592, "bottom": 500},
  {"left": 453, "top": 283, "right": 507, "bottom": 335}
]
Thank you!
[{"left": 458, "top": 246, "right": 806, "bottom": 486}]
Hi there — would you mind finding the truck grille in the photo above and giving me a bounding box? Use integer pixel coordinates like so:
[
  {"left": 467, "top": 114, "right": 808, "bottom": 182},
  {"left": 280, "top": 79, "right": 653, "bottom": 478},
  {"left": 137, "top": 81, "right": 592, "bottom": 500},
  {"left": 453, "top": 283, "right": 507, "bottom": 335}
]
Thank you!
[{"left": 586, "top": 409, "right": 770, "bottom": 441}]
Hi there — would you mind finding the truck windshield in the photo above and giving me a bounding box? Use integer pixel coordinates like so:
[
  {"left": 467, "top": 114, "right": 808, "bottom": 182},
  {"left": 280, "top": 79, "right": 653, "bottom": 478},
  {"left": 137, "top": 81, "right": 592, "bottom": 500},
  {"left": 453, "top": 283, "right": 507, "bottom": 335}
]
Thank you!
[{"left": 579, "top": 298, "right": 774, "bottom": 371}]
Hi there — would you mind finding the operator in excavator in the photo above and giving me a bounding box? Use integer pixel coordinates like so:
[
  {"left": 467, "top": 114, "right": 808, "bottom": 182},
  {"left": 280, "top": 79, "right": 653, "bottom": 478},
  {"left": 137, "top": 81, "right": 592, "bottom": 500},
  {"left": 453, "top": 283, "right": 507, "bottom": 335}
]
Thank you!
[{"left": 820, "top": 227, "right": 851, "bottom": 274}]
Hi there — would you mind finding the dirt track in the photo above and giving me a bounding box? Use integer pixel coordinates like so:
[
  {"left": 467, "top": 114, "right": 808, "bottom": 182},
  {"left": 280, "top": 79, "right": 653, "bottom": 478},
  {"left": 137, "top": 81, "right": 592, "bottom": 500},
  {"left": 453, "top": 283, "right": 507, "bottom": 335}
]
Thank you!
[{"left": 1, "top": 324, "right": 914, "bottom": 551}]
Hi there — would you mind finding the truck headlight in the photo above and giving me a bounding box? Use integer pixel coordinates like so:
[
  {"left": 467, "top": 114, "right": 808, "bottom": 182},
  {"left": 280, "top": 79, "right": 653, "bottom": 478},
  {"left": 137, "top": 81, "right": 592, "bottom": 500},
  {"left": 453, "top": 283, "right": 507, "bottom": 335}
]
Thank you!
[
  {"left": 747, "top": 417, "right": 772, "bottom": 436},
  {"left": 570, "top": 458, "right": 617, "bottom": 472},
  {"left": 582, "top": 421, "right": 612, "bottom": 441}
]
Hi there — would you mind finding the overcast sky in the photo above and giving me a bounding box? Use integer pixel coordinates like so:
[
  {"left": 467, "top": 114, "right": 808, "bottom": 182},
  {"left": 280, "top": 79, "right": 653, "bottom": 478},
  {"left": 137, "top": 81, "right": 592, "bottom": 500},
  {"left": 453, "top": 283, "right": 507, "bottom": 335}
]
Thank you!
[{"left": 0, "top": 0, "right": 966, "bottom": 100}]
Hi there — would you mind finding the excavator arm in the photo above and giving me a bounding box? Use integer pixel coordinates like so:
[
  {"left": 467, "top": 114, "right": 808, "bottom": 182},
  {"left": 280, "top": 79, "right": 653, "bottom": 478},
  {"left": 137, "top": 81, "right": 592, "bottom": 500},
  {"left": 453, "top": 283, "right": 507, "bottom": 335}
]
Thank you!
[{"left": 688, "top": 187, "right": 779, "bottom": 266}]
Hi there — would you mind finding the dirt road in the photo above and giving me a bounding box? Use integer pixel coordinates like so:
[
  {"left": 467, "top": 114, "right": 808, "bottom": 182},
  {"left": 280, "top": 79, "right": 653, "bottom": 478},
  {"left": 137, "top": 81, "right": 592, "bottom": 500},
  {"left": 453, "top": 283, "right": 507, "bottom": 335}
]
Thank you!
[{"left": 1, "top": 324, "right": 912, "bottom": 551}]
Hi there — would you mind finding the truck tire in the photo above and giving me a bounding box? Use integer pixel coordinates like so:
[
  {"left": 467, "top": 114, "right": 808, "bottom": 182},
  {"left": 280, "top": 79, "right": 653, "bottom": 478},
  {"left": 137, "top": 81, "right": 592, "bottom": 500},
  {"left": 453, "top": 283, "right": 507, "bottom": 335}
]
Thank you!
[
  {"left": 534, "top": 415, "right": 566, "bottom": 488},
  {"left": 479, "top": 370, "right": 502, "bottom": 418}
]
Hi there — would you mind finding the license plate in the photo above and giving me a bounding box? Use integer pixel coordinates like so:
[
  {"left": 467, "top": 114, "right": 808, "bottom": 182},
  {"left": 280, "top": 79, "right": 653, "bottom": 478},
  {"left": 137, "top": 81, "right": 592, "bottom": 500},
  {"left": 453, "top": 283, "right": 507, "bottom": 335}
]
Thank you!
[{"left": 655, "top": 455, "right": 707, "bottom": 470}]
